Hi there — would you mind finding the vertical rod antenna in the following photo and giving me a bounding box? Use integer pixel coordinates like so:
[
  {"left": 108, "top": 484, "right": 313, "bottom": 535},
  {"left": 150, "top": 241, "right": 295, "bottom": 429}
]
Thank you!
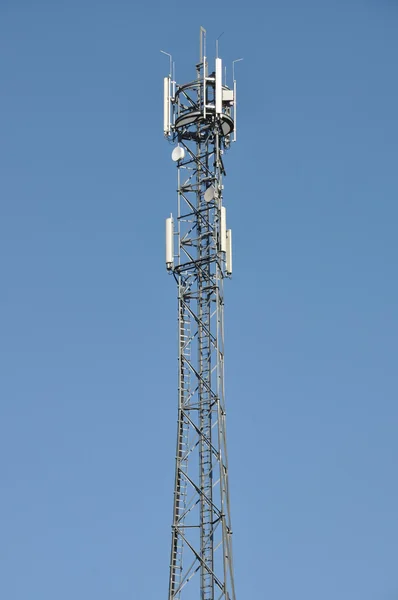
[
  {"left": 200, "top": 26, "right": 206, "bottom": 64},
  {"left": 216, "top": 31, "right": 224, "bottom": 59},
  {"left": 161, "top": 50, "right": 173, "bottom": 78}
]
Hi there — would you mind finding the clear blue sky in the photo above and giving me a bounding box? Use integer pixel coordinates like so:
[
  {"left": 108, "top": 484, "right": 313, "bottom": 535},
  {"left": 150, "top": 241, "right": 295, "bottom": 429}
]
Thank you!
[{"left": 1, "top": 1, "right": 397, "bottom": 599}]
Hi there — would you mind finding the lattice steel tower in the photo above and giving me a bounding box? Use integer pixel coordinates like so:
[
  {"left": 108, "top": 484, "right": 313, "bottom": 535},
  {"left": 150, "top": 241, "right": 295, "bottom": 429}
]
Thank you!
[{"left": 163, "top": 28, "right": 240, "bottom": 600}]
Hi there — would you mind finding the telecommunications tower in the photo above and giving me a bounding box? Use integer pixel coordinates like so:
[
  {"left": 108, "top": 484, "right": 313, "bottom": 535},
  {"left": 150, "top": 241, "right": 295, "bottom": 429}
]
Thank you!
[{"left": 163, "top": 27, "right": 240, "bottom": 600}]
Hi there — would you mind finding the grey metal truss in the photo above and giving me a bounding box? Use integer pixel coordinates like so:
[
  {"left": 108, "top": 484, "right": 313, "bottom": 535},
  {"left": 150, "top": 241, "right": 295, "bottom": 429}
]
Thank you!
[{"left": 165, "top": 43, "right": 236, "bottom": 600}]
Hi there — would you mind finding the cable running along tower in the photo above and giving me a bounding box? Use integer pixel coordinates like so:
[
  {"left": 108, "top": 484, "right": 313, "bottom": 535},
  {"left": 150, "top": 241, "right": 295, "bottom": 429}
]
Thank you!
[{"left": 163, "top": 28, "right": 240, "bottom": 600}]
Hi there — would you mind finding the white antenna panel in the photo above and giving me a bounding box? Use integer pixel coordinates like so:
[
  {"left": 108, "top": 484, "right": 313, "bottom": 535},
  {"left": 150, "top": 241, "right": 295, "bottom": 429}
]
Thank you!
[
  {"left": 215, "top": 58, "right": 222, "bottom": 114},
  {"left": 220, "top": 206, "right": 227, "bottom": 252},
  {"left": 233, "top": 80, "right": 237, "bottom": 142},
  {"left": 165, "top": 216, "right": 174, "bottom": 269},
  {"left": 226, "top": 229, "right": 232, "bottom": 275},
  {"left": 164, "top": 76, "right": 171, "bottom": 134}
]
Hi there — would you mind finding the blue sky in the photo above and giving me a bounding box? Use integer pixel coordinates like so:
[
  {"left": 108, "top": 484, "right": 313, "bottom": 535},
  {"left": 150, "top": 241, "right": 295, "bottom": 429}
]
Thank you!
[{"left": 1, "top": 0, "right": 397, "bottom": 599}]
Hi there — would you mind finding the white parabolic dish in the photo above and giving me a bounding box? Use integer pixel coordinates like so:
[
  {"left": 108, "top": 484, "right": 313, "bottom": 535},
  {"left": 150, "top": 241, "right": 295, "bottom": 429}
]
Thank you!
[{"left": 172, "top": 146, "right": 185, "bottom": 162}]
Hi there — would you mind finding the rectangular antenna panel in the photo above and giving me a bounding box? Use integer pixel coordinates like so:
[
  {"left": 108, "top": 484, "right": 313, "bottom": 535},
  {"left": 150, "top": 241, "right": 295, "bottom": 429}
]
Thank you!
[
  {"left": 215, "top": 58, "right": 222, "bottom": 114},
  {"left": 233, "top": 80, "right": 237, "bottom": 142},
  {"left": 165, "top": 216, "right": 174, "bottom": 268},
  {"left": 220, "top": 206, "right": 227, "bottom": 252},
  {"left": 163, "top": 77, "right": 170, "bottom": 134},
  {"left": 226, "top": 229, "right": 232, "bottom": 275}
]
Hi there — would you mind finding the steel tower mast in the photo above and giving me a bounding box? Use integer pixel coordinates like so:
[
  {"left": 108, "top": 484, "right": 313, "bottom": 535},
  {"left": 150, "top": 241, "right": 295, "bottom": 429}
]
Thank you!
[{"left": 163, "top": 28, "right": 239, "bottom": 600}]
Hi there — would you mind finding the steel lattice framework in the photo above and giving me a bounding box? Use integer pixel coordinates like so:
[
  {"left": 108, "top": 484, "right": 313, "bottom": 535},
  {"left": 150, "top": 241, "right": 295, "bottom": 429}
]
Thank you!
[{"left": 163, "top": 29, "right": 238, "bottom": 600}]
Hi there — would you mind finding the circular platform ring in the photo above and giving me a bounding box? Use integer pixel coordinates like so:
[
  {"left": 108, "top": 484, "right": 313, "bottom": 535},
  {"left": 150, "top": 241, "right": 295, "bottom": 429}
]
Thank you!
[
  {"left": 174, "top": 110, "right": 234, "bottom": 138},
  {"left": 175, "top": 110, "right": 202, "bottom": 129}
]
